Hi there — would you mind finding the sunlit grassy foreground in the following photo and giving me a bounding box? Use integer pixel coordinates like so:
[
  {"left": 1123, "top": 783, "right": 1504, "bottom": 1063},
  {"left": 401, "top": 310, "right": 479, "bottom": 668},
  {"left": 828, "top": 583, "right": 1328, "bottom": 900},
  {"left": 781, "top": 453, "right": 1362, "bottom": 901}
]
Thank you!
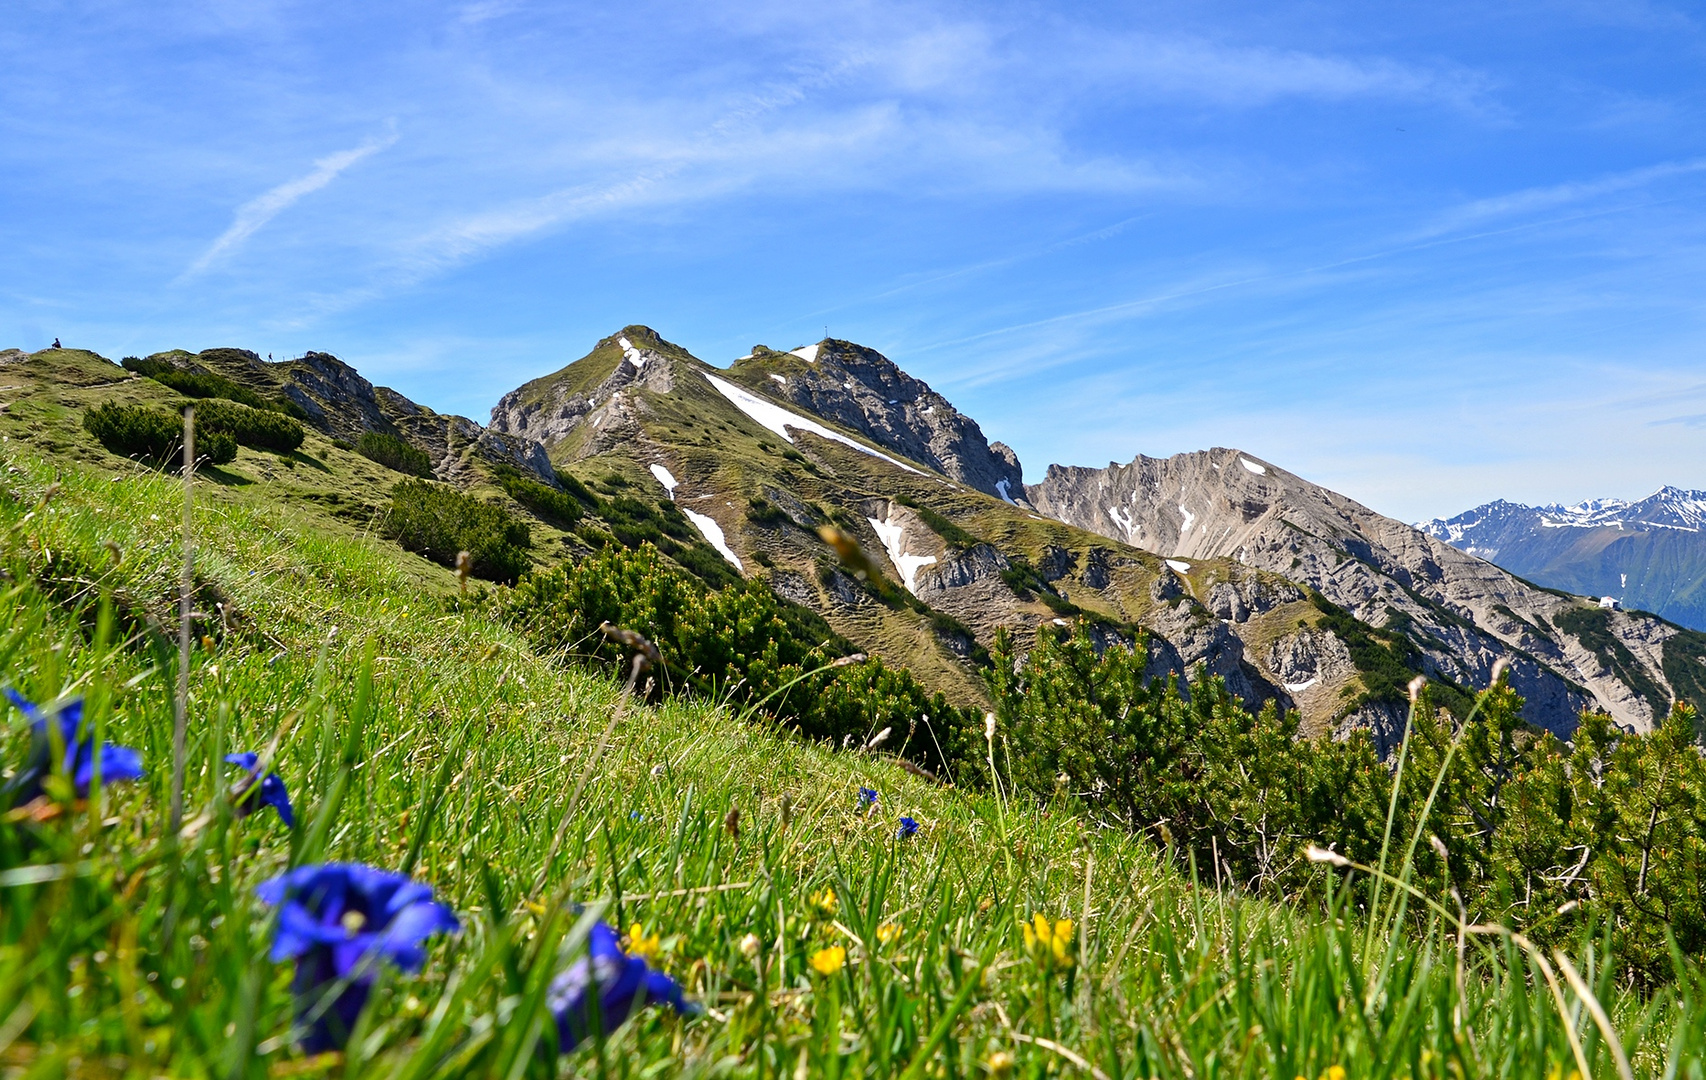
[{"left": 3, "top": 451, "right": 1706, "bottom": 1079}]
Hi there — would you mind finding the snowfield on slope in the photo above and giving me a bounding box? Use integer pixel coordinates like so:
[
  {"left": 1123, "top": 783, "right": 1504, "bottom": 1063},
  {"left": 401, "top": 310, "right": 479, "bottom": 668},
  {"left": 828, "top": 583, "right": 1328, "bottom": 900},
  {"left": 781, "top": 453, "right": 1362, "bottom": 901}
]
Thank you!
[
  {"left": 649, "top": 463, "right": 678, "bottom": 498},
  {"left": 702, "top": 373, "right": 923, "bottom": 475},
  {"left": 868, "top": 512, "right": 937, "bottom": 593},
  {"left": 682, "top": 508, "right": 742, "bottom": 571}
]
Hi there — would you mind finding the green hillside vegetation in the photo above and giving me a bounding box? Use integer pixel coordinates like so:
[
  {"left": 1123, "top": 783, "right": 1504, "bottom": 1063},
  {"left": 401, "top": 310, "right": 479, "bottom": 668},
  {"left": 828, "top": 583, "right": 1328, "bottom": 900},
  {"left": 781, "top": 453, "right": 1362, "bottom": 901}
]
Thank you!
[
  {"left": 10, "top": 417, "right": 1706, "bottom": 1077},
  {"left": 386, "top": 478, "right": 532, "bottom": 584},
  {"left": 11, "top": 343, "right": 1706, "bottom": 1073},
  {"left": 357, "top": 431, "right": 434, "bottom": 477},
  {"left": 83, "top": 402, "right": 238, "bottom": 468}
]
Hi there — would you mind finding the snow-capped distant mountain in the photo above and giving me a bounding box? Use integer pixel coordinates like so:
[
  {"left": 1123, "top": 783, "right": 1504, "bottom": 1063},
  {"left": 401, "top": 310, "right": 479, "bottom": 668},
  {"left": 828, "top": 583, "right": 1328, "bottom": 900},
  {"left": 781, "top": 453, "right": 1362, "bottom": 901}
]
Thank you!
[{"left": 1420, "top": 488, "right": 1706, "bottom": 630}]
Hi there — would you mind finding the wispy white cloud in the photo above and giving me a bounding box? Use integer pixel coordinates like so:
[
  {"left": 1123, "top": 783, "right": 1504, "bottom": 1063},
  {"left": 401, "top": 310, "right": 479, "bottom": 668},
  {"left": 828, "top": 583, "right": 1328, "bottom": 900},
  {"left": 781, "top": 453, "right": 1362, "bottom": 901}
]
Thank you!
[
  {"left": 184, "top": 131, "right": 397, "bottom": 276},
  {"left": 1069, "top": 31, "right": 1496, "bottom": 111},
  {"left": 1416, "top": 158, "right": 1706, "bottom": 238}
]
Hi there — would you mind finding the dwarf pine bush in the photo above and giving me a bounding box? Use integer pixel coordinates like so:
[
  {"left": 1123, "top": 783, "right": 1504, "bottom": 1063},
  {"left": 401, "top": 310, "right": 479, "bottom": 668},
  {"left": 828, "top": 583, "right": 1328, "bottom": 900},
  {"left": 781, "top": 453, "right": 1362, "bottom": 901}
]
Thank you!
[
  {"left": 506, "top": 542, "right": 978, "bottom": 779},
  {"left": 82, "top": 402, "right": 237, "bottom": 466},
  {"left": 356, "top": 430, "right": 433, "bottom": 477},
  {"left": 385, "top": 478, "right": 531, "bottom": 583},
  {"left": 989, "top": 620, "right": 1706, "bottom": 984},
  {"left": 193, "top": 400, "right": 306, "bottom": 453},
  {"left": 491, "top": 463, "right": 587, "bottom": 528}
]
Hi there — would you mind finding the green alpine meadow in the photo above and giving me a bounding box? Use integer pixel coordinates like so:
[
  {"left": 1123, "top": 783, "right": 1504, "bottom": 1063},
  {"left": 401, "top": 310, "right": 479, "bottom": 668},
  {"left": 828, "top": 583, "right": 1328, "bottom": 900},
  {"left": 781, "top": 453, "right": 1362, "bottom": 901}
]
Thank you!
[{"left": 5, "top": 339, "right": 1706, "bottom": 1079}]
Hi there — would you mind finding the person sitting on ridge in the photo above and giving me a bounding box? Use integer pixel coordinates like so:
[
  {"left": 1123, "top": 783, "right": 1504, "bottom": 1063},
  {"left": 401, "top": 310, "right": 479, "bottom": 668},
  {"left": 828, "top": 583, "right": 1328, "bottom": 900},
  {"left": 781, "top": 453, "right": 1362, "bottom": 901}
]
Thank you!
[{"left": 51, "top": 338, "right": 60, "bottom": 349}]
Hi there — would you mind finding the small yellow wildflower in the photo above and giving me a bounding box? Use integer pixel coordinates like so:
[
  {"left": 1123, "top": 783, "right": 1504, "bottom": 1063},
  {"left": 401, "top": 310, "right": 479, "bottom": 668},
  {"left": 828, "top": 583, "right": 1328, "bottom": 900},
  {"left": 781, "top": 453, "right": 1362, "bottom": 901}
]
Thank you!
[
  {"left": 876, "top": 922, "right": 902, "bottom": 946},
  {"left": 809, "top": 887, "right": 839, "bottom": 918},
  {"left": 1322, "top": 1068, "right": 1346, "bottom": 1080},
  {"left": 985, "top": 1050, "right": 1015, "bottom": 1078},
  {"left": 739, "top": 932, "right": 762, "bottom": 957},
  {"left": 1021, "top": 913, "right": 1074, "bottom": 969},
  {"left": 809, "top": 945, "right": 846, "bottom": 975},
  {"left": 623, "top": 922, "right": 661, "bottom": 961}
]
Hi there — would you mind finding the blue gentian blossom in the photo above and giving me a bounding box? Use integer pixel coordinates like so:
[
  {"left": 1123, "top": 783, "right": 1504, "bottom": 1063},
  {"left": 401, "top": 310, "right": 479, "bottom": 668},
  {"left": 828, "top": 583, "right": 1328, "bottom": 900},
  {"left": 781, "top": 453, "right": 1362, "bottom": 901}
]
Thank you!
[
  {"left": 858, "top": 787, "right": 878, "bottom": 808},
  {"left": 225, "top": 752, "right": 295, "bottom": 827},
  {"left": 547, "top": 921, "right": 697, "bottom": 1052},
  {"left": 2, "top": 687, "right": 143, "bottom": 805},
  {"left": 897, "top": 816, "right": 919, "bottom": 840},
  {"left": 256, "top": 863, "right": 460, "bottom": 1052}
]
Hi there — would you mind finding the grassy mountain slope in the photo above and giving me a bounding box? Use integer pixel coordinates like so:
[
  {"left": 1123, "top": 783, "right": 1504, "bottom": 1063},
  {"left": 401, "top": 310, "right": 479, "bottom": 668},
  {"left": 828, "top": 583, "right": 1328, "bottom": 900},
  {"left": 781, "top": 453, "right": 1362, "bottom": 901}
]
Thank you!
[{"left": 5, "top": 391, "right": 1706, "bottom": 1075}]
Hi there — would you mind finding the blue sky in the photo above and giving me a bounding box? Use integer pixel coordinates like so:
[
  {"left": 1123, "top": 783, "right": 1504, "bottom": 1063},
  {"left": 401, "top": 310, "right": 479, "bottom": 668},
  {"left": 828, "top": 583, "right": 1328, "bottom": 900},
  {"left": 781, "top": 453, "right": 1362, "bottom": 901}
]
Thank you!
[{"left": 4, "top": 0, "right": 1704, "bottom": 522}]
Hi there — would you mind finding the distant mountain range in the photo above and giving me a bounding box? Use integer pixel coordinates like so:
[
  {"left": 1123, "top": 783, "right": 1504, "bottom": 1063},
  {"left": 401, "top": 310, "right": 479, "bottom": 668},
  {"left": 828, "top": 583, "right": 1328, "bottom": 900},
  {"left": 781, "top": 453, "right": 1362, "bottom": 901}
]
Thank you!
[{"left": 1419, "top": 488, "right": 1706, "bottom": 631}]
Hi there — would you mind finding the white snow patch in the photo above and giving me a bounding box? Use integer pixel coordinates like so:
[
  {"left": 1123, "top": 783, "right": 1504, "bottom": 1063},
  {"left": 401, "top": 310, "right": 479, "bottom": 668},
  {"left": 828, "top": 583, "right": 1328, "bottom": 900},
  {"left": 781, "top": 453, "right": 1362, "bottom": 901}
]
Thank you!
[
  {"left": 1283, "top": 678, "right": 1319, "bottom": 693},
  {"left": 649, "top": 463, "right": 678, "bottom": 499},
  {"left": 996, "top": 479, "right": 1016, "bottom": 505},
  {"left": 1179, "top": 505, "right": 1196, "bottom": 533},
  {"left": 618, "top": 336, "right": 631, "bottom": 350},
  {"left": 682, "top": 509, "right": 742, "bottom": 571},
  {"left": 789, "top": 344, "right": 820, "bottom": 363},
  {"left": 887, "top": 399, "right": 898, "bottom": 404},
  {"left": 769, "top": 373, "right": 787, "bottom": 385},
  {"left": 867, "top": 513, "right": 937, "bottom": 593},
  {"left": 735, "top": 353, "right": 754, "bottom": 361},
  {"left": 1240, "top": 458, "right": 1266, "bottom": 475},
  {"left": 702, "top": 372, "right": 923, "bottom": 475},
  {"left": 921, "top": 406, "right": 933, "bottom": 415},
  {"left": 1166, "top": 559, "right": 1192, "bottom": 573},
  {"left": 1107, "top": 505, "right": 1137, "bottom": 539}
]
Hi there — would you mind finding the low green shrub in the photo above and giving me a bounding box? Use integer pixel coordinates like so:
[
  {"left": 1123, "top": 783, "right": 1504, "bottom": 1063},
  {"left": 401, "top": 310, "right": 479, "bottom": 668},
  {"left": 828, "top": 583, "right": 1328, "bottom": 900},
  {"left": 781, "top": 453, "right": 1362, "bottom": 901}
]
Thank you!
[
  {"left": 491, "top": 464, "right": 583, "bottom": 529},
  {"left": 357, "top": 432, "right": 433, "bottom": 477},
  {"left": 385, "top": 479, "right": 531, "bottom": 583},
  {"left": 82, "top": 403, "right": 236, "bottom": 467},
  {"left": 194, "top": 400, "right": 305, "bottom": 453},
  {"left": 505, "top": 542, "right": 975, "bottom": 778}
]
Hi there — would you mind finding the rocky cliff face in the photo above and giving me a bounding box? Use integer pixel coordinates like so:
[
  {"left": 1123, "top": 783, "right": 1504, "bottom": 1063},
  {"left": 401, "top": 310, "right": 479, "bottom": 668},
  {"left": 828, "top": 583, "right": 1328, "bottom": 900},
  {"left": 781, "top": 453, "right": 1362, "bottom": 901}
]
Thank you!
[
  {"left": 1028, "top": 448, "right": 1698, "bottom": 736},
  {"left": 728, "top": 340, "right": 1025, "bottom": 501}
]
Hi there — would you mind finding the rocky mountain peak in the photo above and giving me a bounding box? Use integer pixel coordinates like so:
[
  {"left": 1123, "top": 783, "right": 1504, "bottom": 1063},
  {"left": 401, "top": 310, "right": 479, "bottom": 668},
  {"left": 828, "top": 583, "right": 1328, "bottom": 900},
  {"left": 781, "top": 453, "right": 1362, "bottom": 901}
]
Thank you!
[
  {"left": 731, "top": 338, "right": 1025, "bottom": 501},
  {"left": 487, "top": 325, "right": 684, "bottom": 455}
]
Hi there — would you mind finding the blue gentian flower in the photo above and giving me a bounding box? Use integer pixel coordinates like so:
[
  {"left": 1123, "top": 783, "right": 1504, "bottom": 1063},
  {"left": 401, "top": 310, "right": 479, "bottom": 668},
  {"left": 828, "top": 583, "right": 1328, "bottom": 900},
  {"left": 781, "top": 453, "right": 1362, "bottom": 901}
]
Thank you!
[
  {"left": 858, "top": 787, "right": 878, "bottom": 808},
  {"left": 2, "top": 687, "right": 143, "bottom": 805},
  {"left": 897, "top": 816, "right": 919, "bottom": 840},
  {"left": 225, "top": 752, "right": 295, "bottom": 827},
  {"left": 256, "top": 863, "right": 460, "bottom": 1052},
  {"left": 547, "top": 921, "right": 697, "bottom": 1053}
]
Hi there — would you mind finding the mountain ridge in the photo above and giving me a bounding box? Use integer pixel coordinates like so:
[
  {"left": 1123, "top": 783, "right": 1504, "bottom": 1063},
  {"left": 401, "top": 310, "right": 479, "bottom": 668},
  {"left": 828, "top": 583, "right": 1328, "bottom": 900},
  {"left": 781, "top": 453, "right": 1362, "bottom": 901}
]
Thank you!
[
  {"left": 11, "top": 329, "right": 1701, "bottom": 747},
  {"left": 1420, "top": 488, "right": 1706, "bottom": 631}
]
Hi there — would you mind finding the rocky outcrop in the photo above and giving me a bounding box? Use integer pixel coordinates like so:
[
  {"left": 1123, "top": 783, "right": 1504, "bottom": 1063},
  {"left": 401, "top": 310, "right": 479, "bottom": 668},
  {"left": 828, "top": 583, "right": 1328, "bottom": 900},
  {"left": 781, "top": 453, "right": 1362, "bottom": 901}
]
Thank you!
[
  {"left": 733, "top": 340, "right": 1025, "bottom": 500},
  {"left": 1028, "top": 447, "right": 1684, "bottom": 735},
  {"left": 488, "top": 329, "right": 678, "bottom": 454}
]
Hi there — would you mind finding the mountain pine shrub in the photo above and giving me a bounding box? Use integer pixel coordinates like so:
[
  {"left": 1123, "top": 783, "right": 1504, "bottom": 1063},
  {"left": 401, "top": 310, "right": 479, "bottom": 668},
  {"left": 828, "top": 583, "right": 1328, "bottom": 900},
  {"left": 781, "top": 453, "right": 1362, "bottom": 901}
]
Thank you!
[
  {"left": 505, "top": 542, "right": 975, "bottom": 779},
  {"left": 83, "top": 403, "right": 237, "bottom": 467},
  {"left": 386, "top": 479, "right": 531, "bottom": 583},
  {"left": 193, "top": 400, "right": 305, "bottom": 453},
  {"left": 357, "top": 431, "right": 433, "bottom": 477},
  {"left": 491, "top": 464, "right": 584, "bottom": 529}
]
